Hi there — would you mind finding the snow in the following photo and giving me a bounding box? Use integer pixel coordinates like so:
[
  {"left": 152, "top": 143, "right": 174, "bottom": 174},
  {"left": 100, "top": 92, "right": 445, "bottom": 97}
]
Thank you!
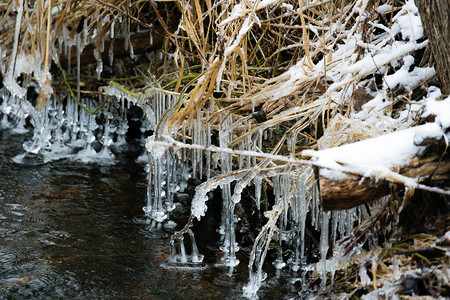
[
  {"left": 223, "top": 17, "right": 253, "bottom": 58},
  {"left": 391, "top": 0, "right": 423, "bottom": 41},
  {"left": 375, "top": 4, "right": 393, "bottom": 14},
  {"left": 423, "top": 93, "right": 450, "bottom": 130},
  {"left": 219, "top": 0, "right": 278, "bottom": 28},
  {"left": 281, "top": 3, "right": 293, "bottom": 10},
  {"left": 384, "top": 55, "right": 434, "bottom": 90},
  {"left": 342, "top": 40, "right": 427, "bottom": 76}
]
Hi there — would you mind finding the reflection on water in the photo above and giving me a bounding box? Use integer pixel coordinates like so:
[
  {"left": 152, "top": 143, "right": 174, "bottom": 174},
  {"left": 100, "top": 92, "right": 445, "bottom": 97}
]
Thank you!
[{"left": 0, "top": 132, "right": 295, "bottom": 299}]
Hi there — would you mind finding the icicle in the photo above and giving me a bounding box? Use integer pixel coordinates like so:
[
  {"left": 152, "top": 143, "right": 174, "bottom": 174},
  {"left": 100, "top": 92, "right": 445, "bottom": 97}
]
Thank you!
[
  {"left": 319, "top": 211, "right": 330, "bottom": 289},
  {"left": 191, "top": 126, "right": 197, "bottom": 179},
  {"left": 70, "top": 97, "right": 79, "bottom": 144},
  {"left": 188, "top": 229, "right": 204, "bottom": 263},
  {"left": 282, "top": 170, "right": 290, "bottom": 227},
  {"left": 168, "top": 239, "right": 176, "bottom": 262},
  {"left": 216, "top": 115, "right": 239, "bottom": 268},
  {"left": 238, "top": 142, "right": 244, "bottom": 169},
  {"left": 115, "top": 97, "right": 128, "bottom": 146},
  {"left": 292, "top": 235, "right": 301, "bottom": 272},
  {"left": 151, "top": 158, "right": 167, "bottom": 223},
  {"left": 311, "top": 180, "right": 321, "bottom": 231},
  {"left": 168, "top": 237, "right": 189, "bottom": 264},
  {"left": 99, "top": 36, "right": 105, "bottom": 53},
  {"left": 246, "top": 121, "right": 252, "bottom": 169},
  {"left": 143, "top": 156, "right": 153, "bottom": 217},
  {"left": 274, "top": 175, "right": 280, "bottom": 203},
  {"left": 129, "top": 43, "right": 135, "bottom": 60},
  {"left": 110, "top": 19, "right": 115, "bottom": 39},
  {"left": 0, "top": 48, "right": 5, "bottom": 75},
  {"left": 96, "top": 59, "right": 103, "bottom": 80},
  {"left": 180, "top": 125, "right": 189, "bottom": 192},
  {"left": 244, "top": 265, "right": 266, "bottom": 299},
  {"left": 67, "top": 39, "right": 72, "bottom": 76},
  {"left": 21, "top": 98, "right": 52, "bottom": 156},
  {"left": 12, "top": 112, "right": 28, "bottom": 134},
  {"left": 273, "top": 232, "right": 286, "bottom": 271},
  {"left": 108, "top": 44, "right": 114, "bottom": 66},
  {"left": 348, "top": 207, "right": 357, "bottom": 236},
  {"left": 332, "top": 211, "right": 339, "bottom": 247},
  {"left": 82, "top": 16, "right": 88, "bottom": 46},
  {"left": 76, "top": 34, "right": 81, "bottom": 104},
  {"left": 257, "top": 128, "right": 263, "bottom": 150},
  {"left": 78, "top": 99, "right": 88, "bottom": 139},
  {"left": 197, "top": 110, "right": 203, "bottom": 180},
  {"left": 248, "top": 199, "right": 287, "bottom": 296},
  {"left": 98, "top": 111, "right": 115, "bottom": 161},
  {"left": 165, "top": 152, "right": 176, "bottom": 213},
  {"left": 254, "top": 175, "right": 262, "bottom": 210},
  {"left": 292, "top": 170, "right": 308, "bottom": 271},
  {"left": 4, "top": 0, "right": 26, "bottom": 99},
  {"left": 206, "top": 107, "right": 212, "bottom": 179},
  {"left": 179, "top": 236, "right": 188, "bottom": 263},
  {"left": 0, "top": 91, "right": 13, "bottom": 129}
]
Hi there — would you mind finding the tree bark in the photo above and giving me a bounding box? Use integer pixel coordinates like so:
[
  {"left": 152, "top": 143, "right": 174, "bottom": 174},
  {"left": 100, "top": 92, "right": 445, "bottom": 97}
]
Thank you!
[
  {"left": 416, "top": 0, "right": 450, "bottom": 95},
  {"left": 319, "top": 154, "right": 450, "bottom": 210}
]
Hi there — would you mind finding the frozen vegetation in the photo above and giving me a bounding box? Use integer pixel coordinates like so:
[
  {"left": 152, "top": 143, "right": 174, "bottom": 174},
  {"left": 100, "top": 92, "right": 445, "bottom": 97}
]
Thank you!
[{"left": 0, "top": 0, "right": 449, "bottom": 298}]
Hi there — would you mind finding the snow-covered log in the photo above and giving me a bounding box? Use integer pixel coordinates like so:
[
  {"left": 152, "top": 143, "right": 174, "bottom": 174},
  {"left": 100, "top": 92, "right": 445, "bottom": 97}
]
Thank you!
[
  {"left": 304, "top": 119, "right": 450, "bottom": 210},
  {"left": 318, "top": 152, "right": 450, "bottom": 210}
]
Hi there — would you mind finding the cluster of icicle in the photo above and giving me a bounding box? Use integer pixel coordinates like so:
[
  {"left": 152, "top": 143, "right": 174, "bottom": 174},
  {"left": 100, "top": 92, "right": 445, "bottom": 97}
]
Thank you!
[
  {"left": 0, "top": 0, "right": 146, "bottom": 165},
  {"left": 1, "top": 81, "right": 361, "bottom": 298},
  {"left": 139, "top": 86, "right": 206, "bottom": 265},
  {"left": 140, "top": 97, "right": 363, "bottom": 297},
  {"left": 0, "top": 2, "right": 365, "bottom": 297},
  {"left": 139, "top": 88, "right": 191, "bottom": 228},
  {"left": 0, "top": 84, "right": 138, "bottom": 165}
]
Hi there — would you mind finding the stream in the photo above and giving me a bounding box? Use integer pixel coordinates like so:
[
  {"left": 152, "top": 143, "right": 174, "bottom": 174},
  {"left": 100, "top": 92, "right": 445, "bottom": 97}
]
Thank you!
[{"left": 0, "top": 131, "right": 296, "bottom": 299}]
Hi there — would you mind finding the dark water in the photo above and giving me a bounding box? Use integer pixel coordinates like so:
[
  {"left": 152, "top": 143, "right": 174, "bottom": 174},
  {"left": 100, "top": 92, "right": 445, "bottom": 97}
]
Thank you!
[{"left": 0, "top": 132, "right": 296, "bottom": 299}]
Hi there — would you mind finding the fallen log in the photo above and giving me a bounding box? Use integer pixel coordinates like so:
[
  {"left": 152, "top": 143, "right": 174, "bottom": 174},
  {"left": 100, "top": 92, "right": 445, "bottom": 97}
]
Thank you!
[
  {"left": 303, "top": 122, "right": 450, "bottom": 211},
  {"left": 318, "top": 153, "right": 450, "bottom": 210}
]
